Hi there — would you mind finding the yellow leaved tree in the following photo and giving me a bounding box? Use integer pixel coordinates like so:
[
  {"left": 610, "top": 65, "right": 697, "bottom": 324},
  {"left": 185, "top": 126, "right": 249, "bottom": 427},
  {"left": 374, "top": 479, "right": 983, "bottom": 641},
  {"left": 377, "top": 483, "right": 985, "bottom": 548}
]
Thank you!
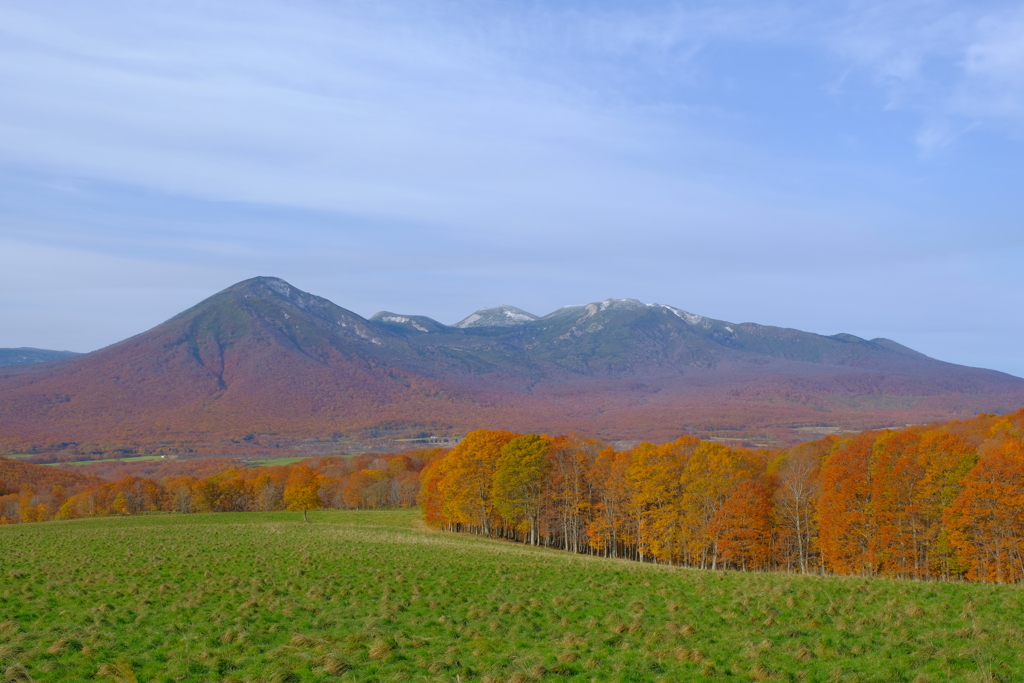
[
  {"left": 283, "top": 465, "right": 322, "bottom": 522},
  {"left": 493, "top": 434, "right": 552, "bottom": 545}
]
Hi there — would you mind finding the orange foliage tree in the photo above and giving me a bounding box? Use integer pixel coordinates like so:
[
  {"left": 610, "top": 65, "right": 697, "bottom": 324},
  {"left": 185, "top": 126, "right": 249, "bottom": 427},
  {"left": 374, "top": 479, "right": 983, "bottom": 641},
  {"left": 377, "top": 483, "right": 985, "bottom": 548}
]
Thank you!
[
  {"left": 709, "top": 481, "right": 774, "bottom": 571},
  {"left": 944, "top": 439, "right": 1024, "bottom": 583}
]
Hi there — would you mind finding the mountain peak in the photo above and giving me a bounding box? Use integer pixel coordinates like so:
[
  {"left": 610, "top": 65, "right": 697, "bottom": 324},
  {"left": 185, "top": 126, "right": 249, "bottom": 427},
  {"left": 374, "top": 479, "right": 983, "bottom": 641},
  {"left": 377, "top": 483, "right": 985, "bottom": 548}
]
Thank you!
[
  {"left": 543, "top": 299, "right": 707, "bottom": 327},
  {"left": 454, "top": 305, "right": 539, "bottom": 328},
  {"left": 370, "top": 311, "right": 448, "bottom": 335},
  {"left": 227, "top": 276, "right": 307, "bottom": 303}
]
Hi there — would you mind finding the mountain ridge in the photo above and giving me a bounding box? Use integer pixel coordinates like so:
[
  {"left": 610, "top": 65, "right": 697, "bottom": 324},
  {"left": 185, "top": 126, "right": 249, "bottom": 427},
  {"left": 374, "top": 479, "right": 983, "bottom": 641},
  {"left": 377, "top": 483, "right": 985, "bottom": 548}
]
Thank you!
[{"left": 1, "top": 276, "right": 1021, "bottom": 453}]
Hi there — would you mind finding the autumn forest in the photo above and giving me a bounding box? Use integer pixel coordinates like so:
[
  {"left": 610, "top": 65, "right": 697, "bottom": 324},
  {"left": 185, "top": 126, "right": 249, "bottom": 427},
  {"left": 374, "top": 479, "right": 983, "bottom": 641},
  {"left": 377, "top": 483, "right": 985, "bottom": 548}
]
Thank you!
[{"left": 4, "top": 407, "right": 1023, "bottom": 585}]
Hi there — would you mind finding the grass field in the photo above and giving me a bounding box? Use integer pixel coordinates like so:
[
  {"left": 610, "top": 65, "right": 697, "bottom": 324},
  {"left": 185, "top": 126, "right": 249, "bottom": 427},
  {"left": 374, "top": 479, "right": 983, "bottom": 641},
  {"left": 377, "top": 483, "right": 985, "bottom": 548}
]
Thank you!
[{"left": 1, "top": 510, "right": 1022, "bottom": 682}]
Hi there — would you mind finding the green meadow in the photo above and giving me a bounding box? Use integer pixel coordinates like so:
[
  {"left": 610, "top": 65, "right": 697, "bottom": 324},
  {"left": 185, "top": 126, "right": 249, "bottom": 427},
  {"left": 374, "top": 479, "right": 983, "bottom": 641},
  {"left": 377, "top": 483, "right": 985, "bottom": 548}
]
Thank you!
[
  {"left": 1, "top": 510, "right": 1022, "bottom": 682},
  {"left": 241, "top": 457, "right": 312, "bottom": 468}
]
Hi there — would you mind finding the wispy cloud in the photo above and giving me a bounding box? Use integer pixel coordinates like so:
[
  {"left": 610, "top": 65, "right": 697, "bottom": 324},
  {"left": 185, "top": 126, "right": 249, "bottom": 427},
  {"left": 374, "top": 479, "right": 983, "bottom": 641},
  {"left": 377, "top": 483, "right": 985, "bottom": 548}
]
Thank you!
[{"left": 0, "top": 0, "right": 1022, "bottom": 374}]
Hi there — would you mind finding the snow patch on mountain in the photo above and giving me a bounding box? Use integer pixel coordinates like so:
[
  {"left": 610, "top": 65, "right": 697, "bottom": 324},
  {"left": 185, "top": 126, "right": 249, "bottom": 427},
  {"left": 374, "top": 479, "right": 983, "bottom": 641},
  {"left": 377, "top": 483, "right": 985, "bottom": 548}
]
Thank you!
[
  {"left": 455, "top": 305, "right": 539, "bottom": 328},
  {"left": 651, "top": 303, "right": 704, "bottom": 325},
  {"left": 381, "top": 315, "right": 429, "bottom": 332}
]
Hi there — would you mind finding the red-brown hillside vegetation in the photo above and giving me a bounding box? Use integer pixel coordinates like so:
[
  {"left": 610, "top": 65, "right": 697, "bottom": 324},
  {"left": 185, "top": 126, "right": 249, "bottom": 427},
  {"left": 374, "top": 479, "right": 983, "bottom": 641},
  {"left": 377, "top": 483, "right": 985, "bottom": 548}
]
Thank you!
[{"left": 2, "top": 276, "right": 1022, "bottom": 453}]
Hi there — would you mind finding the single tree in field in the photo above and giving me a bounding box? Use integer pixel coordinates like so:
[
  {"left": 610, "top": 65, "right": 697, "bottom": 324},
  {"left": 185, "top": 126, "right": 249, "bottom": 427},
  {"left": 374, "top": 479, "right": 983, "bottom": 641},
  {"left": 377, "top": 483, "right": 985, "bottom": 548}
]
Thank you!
[
  {"left": 284, "top": 466, "right": 322, "bottom": 522},
  {"left": 493, "top": 434, "right": 552, "bottom": 545}
]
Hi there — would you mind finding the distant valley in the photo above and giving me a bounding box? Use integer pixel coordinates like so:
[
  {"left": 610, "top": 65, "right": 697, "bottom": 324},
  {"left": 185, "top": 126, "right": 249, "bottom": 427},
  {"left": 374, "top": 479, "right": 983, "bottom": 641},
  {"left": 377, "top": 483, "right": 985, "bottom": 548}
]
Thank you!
[{"left": 1, "top": 276, "right": 1022, "bottom": 454}]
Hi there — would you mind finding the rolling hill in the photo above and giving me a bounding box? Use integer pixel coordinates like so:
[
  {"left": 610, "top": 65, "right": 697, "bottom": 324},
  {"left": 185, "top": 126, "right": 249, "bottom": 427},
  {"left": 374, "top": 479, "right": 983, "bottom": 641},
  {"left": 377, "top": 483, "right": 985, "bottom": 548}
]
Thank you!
[
  {"left": 0, "top": 348, "right": 80, "bottom": 367},
  {"left": 1, "top": 276, "right": 1022, "bottom": 452}
]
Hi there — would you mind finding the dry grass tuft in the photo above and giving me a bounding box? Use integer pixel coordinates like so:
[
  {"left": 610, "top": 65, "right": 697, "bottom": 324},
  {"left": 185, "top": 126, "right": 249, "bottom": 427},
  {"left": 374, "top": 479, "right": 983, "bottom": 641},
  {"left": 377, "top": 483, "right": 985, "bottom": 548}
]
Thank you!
[
  {"left": 557, "top": 651, "right": 578, "bottom": 663},
  {"left": 289, "top": 634, "right": 314, "bottom": 648},
  {"left": 0, "top": 622, "right": 16, "bottom": 635},
  {"left": 795, "top": 645, "right": 814, "bottom": 662},
  {"left": 957, "top": 625, "right": 984, "bottom": 639},
  {"left": 0, "top": 645, "right": 24, "bottom": 661},
  {"left": 906, "top": 605, "right": 926, "bottom": 618},
  {"left": 680, "top": 624, "right": 696, "bottom": 636},
  {"left": 4, "top": 664, "right": 33, "bottom": 682},
  {"left": 751, "top": 663, "right": 772, "bottom": 681},
  {"left": 263, "top": 667, "right": 300, "bottom": 683},
  {"left": 319, "top": 653, "right": 348, "bottom": 675},
  {"left": 96, "top": 661, "right": 139, "bottom": 682},
  {"left": 367, "top": 639, "right": 392, "bottom": 660}
]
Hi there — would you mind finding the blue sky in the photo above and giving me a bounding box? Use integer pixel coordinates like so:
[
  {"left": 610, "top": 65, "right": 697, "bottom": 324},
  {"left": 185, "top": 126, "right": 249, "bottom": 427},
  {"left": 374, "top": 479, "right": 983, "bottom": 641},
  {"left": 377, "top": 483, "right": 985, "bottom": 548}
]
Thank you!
[{"left": 1, "top": 0, "right": 1022, "bottom": 375}]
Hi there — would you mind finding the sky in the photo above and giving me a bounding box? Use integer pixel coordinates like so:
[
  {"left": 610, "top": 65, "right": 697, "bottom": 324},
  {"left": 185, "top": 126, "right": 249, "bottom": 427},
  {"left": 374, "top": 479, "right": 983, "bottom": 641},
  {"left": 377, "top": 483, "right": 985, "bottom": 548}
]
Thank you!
[{"left": 1, "top": 0, "right": 1022, "bottom": 376}]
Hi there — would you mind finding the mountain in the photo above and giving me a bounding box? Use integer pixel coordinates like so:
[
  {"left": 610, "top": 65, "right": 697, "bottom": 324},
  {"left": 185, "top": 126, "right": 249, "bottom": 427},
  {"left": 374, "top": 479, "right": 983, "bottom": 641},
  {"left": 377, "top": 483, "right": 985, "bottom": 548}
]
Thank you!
[
  {"left": 454, "top": 305, "right": 539, "bottom": 328},
  {"left": 0, "top": 348, "right": 80, "bottom": 367},
  {"left": 1, "top": 276, "right": 1022, "bottom": 453}
]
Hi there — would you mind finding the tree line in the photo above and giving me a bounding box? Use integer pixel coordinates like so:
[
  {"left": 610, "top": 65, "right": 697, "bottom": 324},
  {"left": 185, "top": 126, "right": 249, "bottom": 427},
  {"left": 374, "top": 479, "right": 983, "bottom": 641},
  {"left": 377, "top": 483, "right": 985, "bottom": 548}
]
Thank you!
[
  {"left": 0, "top": 452, "right": 429, "bottom": 524},
  {"left": 418, "top": 409, "right": 1024, "bottom": 584}
]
